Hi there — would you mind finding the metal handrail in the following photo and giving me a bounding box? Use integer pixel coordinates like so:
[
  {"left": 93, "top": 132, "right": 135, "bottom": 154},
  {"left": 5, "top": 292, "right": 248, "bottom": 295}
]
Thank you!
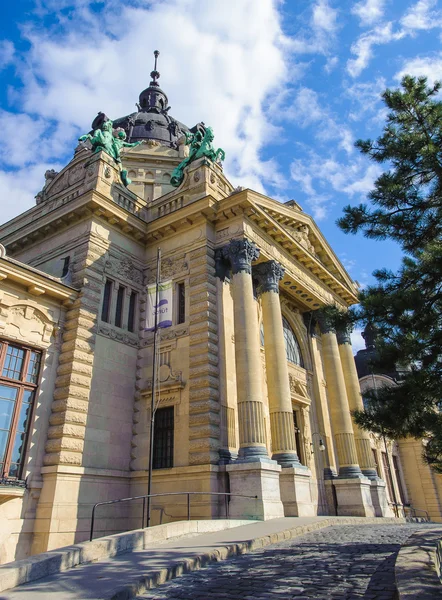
[
  {"left": 90, "top": 491, "right": 259, "bottom": 541},
  {"left": 403, "top": 504, "right": 430, "bottom": 521}
]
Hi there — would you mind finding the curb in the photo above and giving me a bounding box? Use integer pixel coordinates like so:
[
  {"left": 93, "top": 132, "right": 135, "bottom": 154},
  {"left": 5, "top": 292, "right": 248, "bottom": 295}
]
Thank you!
[
  {"left": 395, "top": 527, "right": 442, "bottom": 599},
  {"left": 108, "top": 517, "right": 405, "bottom": 600}
]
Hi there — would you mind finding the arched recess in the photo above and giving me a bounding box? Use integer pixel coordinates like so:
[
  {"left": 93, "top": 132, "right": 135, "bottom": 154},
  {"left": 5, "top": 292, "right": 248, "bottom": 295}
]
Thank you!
[{"left": 280, "top": 309, "right": 312, "bottom": 372}]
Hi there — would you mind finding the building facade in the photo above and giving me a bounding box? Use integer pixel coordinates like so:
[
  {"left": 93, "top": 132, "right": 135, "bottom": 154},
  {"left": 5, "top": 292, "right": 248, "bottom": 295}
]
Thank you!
[
  {"left": 355, "top": 326, "right": 442, "bottom": 523},
  {"left": 0, "top": 62, "right": 437, "bottom": 564}
]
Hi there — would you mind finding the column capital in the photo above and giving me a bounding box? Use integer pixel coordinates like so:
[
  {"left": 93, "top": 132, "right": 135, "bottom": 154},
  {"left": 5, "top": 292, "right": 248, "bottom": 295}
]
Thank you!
[
  {"left": 222, "top": 239, "right": 260, "bottom": 275},
  {"left": 316, "top": 311, "right": 336, "bottom": 335},
  {"left": 253, "top": 260, "right": 285, "bottom": 294},
  {"left": 336, "top": 323, "right": 352, "bottom": 345}
]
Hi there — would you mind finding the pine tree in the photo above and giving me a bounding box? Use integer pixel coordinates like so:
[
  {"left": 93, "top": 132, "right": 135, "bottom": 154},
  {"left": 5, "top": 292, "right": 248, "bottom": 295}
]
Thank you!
[{"left": 337, "top": 76, "right": 442, "bottom": 471}]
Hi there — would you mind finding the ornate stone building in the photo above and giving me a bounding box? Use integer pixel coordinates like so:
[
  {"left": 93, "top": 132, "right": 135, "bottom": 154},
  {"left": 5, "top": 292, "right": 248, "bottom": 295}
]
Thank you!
[
  {"left": 0, "top": 57, "right": 433, "bottom": 564},
  {"left": 355, "top": 325, "right": 442, "bottom": 523}
]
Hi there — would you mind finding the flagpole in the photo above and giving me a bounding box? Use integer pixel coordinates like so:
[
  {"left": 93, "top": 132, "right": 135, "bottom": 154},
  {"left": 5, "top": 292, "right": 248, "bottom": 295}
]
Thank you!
[{"left": 147, "top": 247, "right": 161, "bottom": 528}]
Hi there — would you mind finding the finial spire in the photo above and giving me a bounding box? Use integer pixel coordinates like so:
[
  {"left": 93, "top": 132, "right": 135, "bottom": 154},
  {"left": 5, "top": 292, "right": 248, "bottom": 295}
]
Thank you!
[{"left": 150, "top": 50, "right": 160, "bottom": 87}]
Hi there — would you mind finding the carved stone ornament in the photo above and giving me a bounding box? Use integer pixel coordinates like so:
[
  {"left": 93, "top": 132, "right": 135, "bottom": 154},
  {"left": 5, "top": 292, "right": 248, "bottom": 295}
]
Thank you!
[
  {"left": 0, "top": 244, "right": 6, "bottom": 258},
  {"left": 105, "top": 255, "right": 142, "bottom": 285},
  {"left": 221, "top": 239, "right": 260, "bottom": 275},
  {"left": 253, "top": 260, "right": 285, "bottom": 295},
  {"left": 214, "top": 248, "right": 231, "bottom": 282}
]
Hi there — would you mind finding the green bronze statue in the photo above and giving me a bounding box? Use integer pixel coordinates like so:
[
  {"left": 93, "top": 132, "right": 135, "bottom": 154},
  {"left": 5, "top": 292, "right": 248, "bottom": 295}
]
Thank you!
[
  {"left": 170, "top": 125, "right": 225, "bottom": 187},
  {"left": 79, "top": 120, "right": 142, "bottom": 187}
]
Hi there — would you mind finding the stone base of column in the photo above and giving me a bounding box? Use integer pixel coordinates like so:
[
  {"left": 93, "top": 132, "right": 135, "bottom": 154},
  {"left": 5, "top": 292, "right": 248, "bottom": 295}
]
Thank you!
[
  {"left": 218, "top": 449, "right": 238, "bottom": 465},
  {"left": 280, "top": 466, "right": 315, "bottom": 516},
  {"left": 327, "top": 477, "right": 376, "bottom": 517},
  {"left": 226, "top": 460, "right": 284, "bottom": 520},
  {"left": 370, "top": 479, "right": 394, "bottom": 517}
]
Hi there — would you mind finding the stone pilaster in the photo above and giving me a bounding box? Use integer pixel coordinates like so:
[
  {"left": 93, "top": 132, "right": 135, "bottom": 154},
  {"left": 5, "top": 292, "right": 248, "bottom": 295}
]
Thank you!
[
  {"left": 187, "top": 245, "right": 220, "bottom": 465},
  {"left": 222, "top": 239, "right": 268, "bottom": 461},
  {"left": 44, "top": 238, "right": 107, "bottom": 466},
  {"left": 337, "top": 326, "right": 378, "bottom": 480},
  {"left": 317, "top": 314, "right": 363, "bottom": 479},
  {"left": 254, "top": 260, "right": 301, "bottom": 468}
]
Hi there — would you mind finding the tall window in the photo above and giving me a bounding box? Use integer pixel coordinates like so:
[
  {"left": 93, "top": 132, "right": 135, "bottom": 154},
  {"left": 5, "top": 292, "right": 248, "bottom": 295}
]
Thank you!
[
  {"left": 153, "top": 407, "right": 174, "bottom": 469},
  {"left": 177, "top": 283, "right": 185, "bottom": 324},
  {"left": 128, "top": 291, "right": 137, "bottom": 333},
  {"left": 393, "top": 455, "right": 406, "bottom": 504},
  {"left": 0, "top": 341, "right": 41, "bottom": 481},
  {"left": 61, "top": 256, "right": 70, "bottom": 278},
  {"left": 382, "top": 452, "right": 395, "bottom": 502},
  {"left": 292, "top": 410, "right": 303, "bottom": 464},
  {"left": 282, "top": 317, "right": 304, "bottom": 367},
  {"left": 115, "top": 285, "right": 126, "bottom": 328},
  {"left": 101, "top": 279, "right": 113, "bottom": 323}
]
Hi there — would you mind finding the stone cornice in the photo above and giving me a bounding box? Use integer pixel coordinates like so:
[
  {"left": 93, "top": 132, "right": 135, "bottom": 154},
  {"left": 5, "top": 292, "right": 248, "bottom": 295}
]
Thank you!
[{"left": 0, "top": 257, "right": 78, "bottom": 305}]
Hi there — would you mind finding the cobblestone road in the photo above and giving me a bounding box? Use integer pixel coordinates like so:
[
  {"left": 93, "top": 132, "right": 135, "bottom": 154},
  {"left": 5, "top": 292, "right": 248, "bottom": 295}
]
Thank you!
[{"left": 138, "top": 523, "right": 434, "bottom": 600}]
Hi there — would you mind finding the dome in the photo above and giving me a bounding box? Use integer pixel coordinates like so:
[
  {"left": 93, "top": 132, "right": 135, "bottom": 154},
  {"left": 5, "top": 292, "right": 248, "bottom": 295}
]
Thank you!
[{"left": 112, "top": 51, "right": 189, "bottom": 148}]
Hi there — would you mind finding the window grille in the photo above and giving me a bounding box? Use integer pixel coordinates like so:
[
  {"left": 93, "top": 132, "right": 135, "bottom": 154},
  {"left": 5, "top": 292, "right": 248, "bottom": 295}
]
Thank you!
[{"left": 153, "top": 406, "right": 174, "bottom": 469}]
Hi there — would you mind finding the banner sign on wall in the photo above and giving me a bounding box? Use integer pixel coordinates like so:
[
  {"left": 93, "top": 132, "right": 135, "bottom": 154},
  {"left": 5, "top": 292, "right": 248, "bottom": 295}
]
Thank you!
[{"left": 145, "top": 280, "right": 173, "bottom": 331}]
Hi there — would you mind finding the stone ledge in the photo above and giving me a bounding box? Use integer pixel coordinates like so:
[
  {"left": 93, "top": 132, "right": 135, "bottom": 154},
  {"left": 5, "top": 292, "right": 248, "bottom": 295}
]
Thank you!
[
  {"left": 0, "top": 519, "right": 253, "bottom": 593},
  {"left": 395, "top": 527, "right": 442, "bottom": 599}
]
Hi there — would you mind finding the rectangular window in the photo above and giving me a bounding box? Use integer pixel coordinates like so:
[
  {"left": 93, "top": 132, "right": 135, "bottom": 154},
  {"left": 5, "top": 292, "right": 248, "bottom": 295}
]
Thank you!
[
  {"left": 101, "top": 279, "right": 113, "bottom": 323},
  {"left": 61, "top": 256, "right": 70, "bottom": 278},
  {"left": 293, "top": 411, "right": 303, "bottom": 465},
  {"left": 393, "top": 455, "right": 406, "bottom": 504},
  {"left": 372, "top": 449, "right": 378, "bottom": 475},
  {"left": 115, "top": 285, "right": 126, "bottom": 328},
  {"left": 128, "top": 291, "right": 137, "bottom": 333},
  {"left": 177, "top": 282, "right": 185, "bottom": 324},
  {"left": 382, "top": 452, "right": 395, "bottom": 503},
  {"left": 0, "top": 342, "right": 41, "bottom": 481},
  {"left": 153, "top": 406, "right": 174, "bottom": 469}
]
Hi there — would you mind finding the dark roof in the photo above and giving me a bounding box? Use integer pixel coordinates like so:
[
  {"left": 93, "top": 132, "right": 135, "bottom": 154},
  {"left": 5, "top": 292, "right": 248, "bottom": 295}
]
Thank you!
[{"left": 112, "top": 51, "right": 189, "bottom": 148}]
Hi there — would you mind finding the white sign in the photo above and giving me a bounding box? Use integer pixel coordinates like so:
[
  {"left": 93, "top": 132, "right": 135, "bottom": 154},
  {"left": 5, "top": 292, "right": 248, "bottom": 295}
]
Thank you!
[{"left": 145, "top": 280, "right": 173, "bottom": 331}]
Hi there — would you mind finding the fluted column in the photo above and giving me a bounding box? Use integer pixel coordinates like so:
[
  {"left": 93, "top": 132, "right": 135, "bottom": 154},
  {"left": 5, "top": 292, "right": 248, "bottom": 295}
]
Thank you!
[
  {"left": 318, "top": 315, "right": 363, "bottom": 478},
  {"left": 222, "top": 239, "right": 268, "bottom": 461},
  {"left": 254, "top": 261, "right": 302, "bottom": 467},
  {"left": 337, "top": 326, "right": 378, "bottom": 479}
]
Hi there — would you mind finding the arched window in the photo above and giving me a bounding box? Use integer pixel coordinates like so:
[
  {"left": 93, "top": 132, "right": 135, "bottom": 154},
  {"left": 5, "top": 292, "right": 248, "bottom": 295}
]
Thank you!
[{"left": 282, "top": 316, "right": 304, "bottom": 367}]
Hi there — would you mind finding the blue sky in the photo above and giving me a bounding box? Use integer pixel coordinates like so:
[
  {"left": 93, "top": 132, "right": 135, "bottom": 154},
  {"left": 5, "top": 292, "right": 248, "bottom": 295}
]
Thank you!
[{"left": 0, "top": 0, "right": 440, "bottom": 309}]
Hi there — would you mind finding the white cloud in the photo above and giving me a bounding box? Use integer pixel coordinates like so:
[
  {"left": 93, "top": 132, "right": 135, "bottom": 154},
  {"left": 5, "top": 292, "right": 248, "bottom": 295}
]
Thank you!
[
  {"left": 400, "top": 0, "right": 442, "bottom": 31},
  {"left": 282, "top": 87, "right": 355, "bottom": 155},
  {"left": 312, "top": 0, "right": 339, "bottom": 33},
  {"left": 0, "top": 0, "right": 295, "bottom": 220},
  {"left": 0, "top": 40, "right": 14, "bottom": 70},
  {"left": 347, "top": 22, "right": 406, "bottom": 78},
  {"left": 0, "top": 163, "right": 63, "bottom": 223},
  {"left": 289, "top": 0, "right": 339, "bottom": 56},
  {"left": 345, "top": 77, "right": 387, "bottom": 122},
  {"left": 351, "top": 0, "right": 386, "bottom": 27},
  {"left": 395, "top": 53, "right": 442, "bottom": 86},
  {"left": 289, "top": 151, "right": 382, "bottom": 219}
]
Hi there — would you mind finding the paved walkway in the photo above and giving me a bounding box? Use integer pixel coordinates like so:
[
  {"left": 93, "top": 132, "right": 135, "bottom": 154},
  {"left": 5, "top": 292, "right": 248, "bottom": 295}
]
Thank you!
[
  {"left": 138, "top": 523, "right": 436, "bottom": 600},
  {"left": 0, "top": 519, "right": 438, "bottom": 600}
]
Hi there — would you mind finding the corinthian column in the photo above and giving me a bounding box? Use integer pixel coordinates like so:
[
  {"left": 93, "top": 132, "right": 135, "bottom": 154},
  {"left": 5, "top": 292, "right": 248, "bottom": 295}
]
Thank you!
[
  {"left": 222, "top": 239, "right": 268, "bottom": 461},
  {"left": 254, "top": 261, "right": 302, "bottom": 467},
  {"left": 337, "top": 325, "right": 377, "bottom": 479},
  {"left": 317, "top": 315, "right": 363, "bottom": 479}
]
